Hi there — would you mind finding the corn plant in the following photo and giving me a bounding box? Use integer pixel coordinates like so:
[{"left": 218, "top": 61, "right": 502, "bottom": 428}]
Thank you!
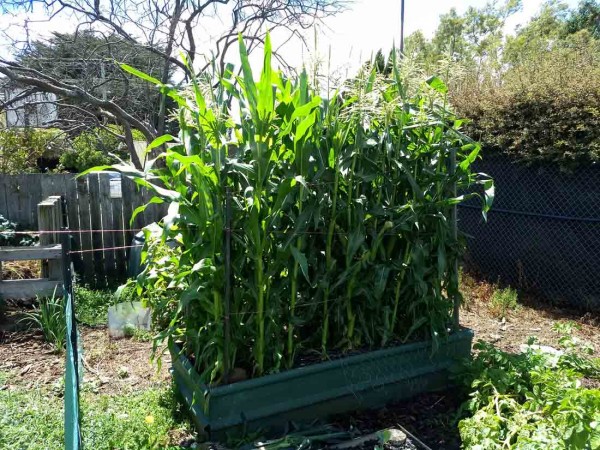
[{"left": 98, "top": 34, "right": 494, "bottom": 384}]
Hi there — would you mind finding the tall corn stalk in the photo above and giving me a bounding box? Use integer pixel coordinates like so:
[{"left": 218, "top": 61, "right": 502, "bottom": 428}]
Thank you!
[{"left": 101, "top": 38, "right": 494, "bottom": 384}]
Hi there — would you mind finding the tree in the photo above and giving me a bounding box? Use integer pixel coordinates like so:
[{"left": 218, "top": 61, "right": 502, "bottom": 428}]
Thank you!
[
  {"left": 16, "top": 31, "right": 167, "bottom": 134},
  {"left": 404, "top": 30, "right": 435, "bottom": 67},
  {"left": 503, "top": 1, "right": 569, "bottom": 65},
  {"left": 566, "top": 0, "right": 600, "bottom": 37},
  {"left": 0, "top": 0, "right": 346, "bottom": 168}
]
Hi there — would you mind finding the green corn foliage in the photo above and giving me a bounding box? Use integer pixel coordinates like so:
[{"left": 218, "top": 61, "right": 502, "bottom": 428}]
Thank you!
[{"left": 101, "top": 34, "right": 493, "bottom": 384}]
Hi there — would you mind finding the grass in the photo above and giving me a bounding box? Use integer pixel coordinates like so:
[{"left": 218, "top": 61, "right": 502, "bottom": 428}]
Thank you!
[{"left": 0, "top": 373, "right": 191, "bottom": 450}]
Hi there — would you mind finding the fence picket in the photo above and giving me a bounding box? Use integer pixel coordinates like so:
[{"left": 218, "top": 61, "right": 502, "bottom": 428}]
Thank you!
[
  {"left": 87, "top": 174, "right": 106, "bottom": 288},
  {"left": 76, "top": 177, "right": 94, "bottom": 286},
  {"left": 98, "top": 174, "right": 116, "bottom": 283}
]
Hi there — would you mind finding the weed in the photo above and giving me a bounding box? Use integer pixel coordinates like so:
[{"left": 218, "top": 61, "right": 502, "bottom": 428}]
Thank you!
[
  {"left": 123, "top": 323, "right": 153, "bottom": 342},
  {"left": 20, "top": 289, "right": 66, "bottom": 351},
  {"left": 489, "top": 286, "right": 519, "bottom": 319},
  {"left": 74, "top": 286, "right": 113, "bottom": 326},
  {"left": 75, "top": 285, "right": 137, "bottom": 326}
]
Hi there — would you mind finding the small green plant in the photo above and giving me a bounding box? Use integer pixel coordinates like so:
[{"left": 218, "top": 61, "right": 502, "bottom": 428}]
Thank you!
[
  {"left": 489, "top": 286, "right": 518, "bottom": 318},
  {"left": 457, "top": 337, "right": 600, "bottom": 449},
  {"left": 21, "top": 289, "right": 66, "bottom": 351}
]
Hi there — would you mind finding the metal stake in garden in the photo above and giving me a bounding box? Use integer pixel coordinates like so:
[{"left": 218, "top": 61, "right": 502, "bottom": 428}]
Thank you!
[{"left": 223, "top": 186, "right": 232, "bottom": 383}]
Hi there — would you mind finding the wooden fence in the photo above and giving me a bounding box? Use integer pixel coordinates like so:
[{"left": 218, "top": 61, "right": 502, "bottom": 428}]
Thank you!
[{"left": 0, "top": 173, "right": 167, "bottom": 288}]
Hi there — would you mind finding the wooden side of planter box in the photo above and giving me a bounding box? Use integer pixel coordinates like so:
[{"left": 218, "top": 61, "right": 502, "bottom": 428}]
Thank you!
[{"left": 170, "top": 328, "right": 473, "bottom": 438}]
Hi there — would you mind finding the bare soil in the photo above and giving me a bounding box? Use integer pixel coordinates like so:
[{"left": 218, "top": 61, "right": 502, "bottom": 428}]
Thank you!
[
  {"left": 0, "top": 325, "right": 170, "bottom": 393},
  {"left": 460, "top": 273, "right": 600, "bottom": 354}
]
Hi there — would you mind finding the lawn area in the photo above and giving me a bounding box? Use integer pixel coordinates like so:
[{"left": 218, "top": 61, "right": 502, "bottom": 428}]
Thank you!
[
  {"left": 0, "top": 306, "right": 194, "bottom": 450},
  {"left": 0, "top": 380, "right": 188, "bottom": 450}
]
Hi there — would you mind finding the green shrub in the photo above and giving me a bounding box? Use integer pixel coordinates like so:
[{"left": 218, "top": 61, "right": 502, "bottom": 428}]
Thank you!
[
  {"left": 59, "top": 125, "right": 142, "bottom": 172},
  {"left": 112, "top": 35, "right": 493, "bottom": 384},
  {"left": 452, "top": 31, "right": 600, "bottom": 169},
  {"left": 0, "top": 127, "right": 67, "bottom": 174},
  {"left": 0, "top": 215, "right": 37, "bottom": 246},
  {"left": 489, "top": 286, "right": 519, "bottom": 318}
]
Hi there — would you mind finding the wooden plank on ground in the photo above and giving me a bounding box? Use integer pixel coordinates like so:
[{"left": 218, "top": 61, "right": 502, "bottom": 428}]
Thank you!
[
  {"left": 76, "top": 176, "right": 94, "bottom": 286},
  {"left": 0, "top": 245, "right": 62, "bottom": 261},
  {"left": 0, "top": 278, "right": 62, "bottom": 299},
  {"left": 88, "top": 173, "right": 106, "bottom": 288},
  {"left": 99, "top": 173, "right": 116, "bottom": 283}
]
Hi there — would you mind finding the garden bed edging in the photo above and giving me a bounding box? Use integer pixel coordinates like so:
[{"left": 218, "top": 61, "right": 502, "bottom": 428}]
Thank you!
[{"left": 170, "top": 328, "right": 473, "bottom": 439}]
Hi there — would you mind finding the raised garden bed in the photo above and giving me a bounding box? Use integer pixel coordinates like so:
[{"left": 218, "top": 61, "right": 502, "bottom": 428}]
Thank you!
[{"left": 170, "top": 328, "right": 473, "bottom": 438}]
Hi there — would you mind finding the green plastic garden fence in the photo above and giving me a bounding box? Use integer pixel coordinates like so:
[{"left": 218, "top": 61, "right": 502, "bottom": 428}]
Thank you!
[{"left": 63, "top": 232, "right": 82, "bottom": 450}]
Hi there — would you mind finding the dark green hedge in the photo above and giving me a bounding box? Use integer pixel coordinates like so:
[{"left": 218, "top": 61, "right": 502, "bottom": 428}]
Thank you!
[{"left": 452, "top": 33, "right": 600, "bottom": 170}]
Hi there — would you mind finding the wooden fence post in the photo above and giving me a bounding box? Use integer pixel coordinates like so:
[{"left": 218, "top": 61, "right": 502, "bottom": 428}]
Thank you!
[{"left": 38, "top": 196, "right": 64, "bottom": 280}]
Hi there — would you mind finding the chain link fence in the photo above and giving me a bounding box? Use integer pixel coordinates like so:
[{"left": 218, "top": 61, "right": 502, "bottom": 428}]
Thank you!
[{"left": 459, "top": 154, "right": 600, "bottom": 311}]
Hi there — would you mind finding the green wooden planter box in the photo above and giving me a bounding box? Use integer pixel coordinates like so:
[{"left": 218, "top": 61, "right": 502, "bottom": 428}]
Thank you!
[{"left": 170, "top": 328, "right": 473, "bottom": 438}]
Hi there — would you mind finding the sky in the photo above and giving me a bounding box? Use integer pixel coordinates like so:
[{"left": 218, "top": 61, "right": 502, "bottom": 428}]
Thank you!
[{"left": 0, "top": 0, "right": 581, "bottom": 75}]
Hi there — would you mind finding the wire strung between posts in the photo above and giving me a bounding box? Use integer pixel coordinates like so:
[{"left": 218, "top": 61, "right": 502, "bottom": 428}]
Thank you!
[
  {"left": 68, "top": 244, "right": 143, "bottom": 254},
  {"left": 0, "top": 228, "right": 144, "bottom": 235},
  {"left": 228, "top": 228, "right": 420, "bottom": 237}
]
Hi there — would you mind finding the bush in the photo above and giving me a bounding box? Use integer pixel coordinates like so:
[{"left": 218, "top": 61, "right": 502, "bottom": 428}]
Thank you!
[
  {"left": 0, "top": 127, "right": 67, "bottom": 174},
  {"left": 452, "top": 31, "right": 600, "bottom": 169},
  {"left": 0, "top": 215, "right": 37, "bottom": 247},
  {"left": 59, "top": 125, "right": 143, "bottom": 173},
  {"left": 457, "top": 336, "right": 600, "bottom": 449}
]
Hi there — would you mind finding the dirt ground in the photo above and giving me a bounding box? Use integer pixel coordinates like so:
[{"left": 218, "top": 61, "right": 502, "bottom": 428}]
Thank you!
[
  {"left": 0, "top": 325, "right": 170, "bottom": 393},
  {"left": 1, "top": 274, "right": 599, "bottom": 449},
  {"left": 460, "top": 274, "right": 600, "bottom": 354}
]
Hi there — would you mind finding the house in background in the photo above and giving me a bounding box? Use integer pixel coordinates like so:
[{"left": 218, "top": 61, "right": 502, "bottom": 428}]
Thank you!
[{"left": 1, "top": 87, "right": 58, "bottom": 128}]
